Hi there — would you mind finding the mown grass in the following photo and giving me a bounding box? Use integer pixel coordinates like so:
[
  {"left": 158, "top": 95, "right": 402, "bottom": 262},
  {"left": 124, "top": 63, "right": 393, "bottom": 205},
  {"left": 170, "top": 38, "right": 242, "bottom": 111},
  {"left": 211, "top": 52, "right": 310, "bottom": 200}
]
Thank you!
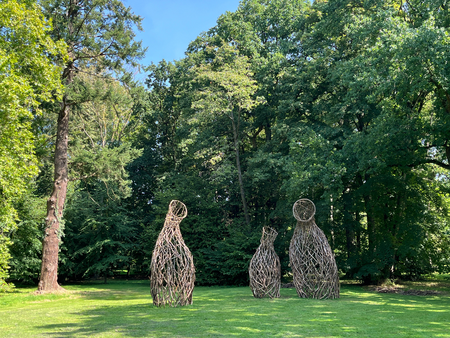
[{"left": 0, "top": 277, "right": 449, "bottom": 337}]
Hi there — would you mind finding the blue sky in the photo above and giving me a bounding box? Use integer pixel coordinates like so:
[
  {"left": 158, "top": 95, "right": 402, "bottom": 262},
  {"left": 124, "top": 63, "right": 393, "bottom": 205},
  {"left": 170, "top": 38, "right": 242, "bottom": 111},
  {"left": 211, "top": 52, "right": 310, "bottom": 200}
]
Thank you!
[{"left": 124, "top": 0, "right": 242, "bottom": 67}]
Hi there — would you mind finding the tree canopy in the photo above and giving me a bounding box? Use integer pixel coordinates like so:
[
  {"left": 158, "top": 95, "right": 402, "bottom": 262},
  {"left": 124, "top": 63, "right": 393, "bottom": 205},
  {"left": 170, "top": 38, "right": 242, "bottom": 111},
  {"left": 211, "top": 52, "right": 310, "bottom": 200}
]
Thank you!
[
  {"left": 1, "top": 0, "right": 450, "bottom": 289},
  {"left": 0, "top": 0, "right": 66, "bottom": 290}
]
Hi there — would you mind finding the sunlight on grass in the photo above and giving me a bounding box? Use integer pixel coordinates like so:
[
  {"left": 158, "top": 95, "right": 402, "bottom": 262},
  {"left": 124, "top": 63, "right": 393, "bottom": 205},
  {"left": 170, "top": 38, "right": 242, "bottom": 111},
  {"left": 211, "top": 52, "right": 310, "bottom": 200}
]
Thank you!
[
  {"left": 236, "top": 327, "right": 263, "bottom": 333},
  {"left": 0, "top": 281, "right": 448, "bottom": 337}
]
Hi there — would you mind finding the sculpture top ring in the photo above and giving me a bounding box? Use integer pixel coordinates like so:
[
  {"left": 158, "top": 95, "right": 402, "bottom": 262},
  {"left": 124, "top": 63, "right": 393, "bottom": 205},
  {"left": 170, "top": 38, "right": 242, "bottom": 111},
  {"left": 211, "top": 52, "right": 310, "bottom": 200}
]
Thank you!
[
  {"left": 292, "top": 198, "right": 316, "bottom": 222},
  {"left": 169, "top": 200, "right": 188, "bottom": 219}
]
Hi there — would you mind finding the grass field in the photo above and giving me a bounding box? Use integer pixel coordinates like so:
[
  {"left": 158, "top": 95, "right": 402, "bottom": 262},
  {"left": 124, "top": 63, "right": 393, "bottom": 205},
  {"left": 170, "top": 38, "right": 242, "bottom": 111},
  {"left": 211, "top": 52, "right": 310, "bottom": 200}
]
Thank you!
[{"left": 0, "top": 277, "right": 449, "bottom": 337}]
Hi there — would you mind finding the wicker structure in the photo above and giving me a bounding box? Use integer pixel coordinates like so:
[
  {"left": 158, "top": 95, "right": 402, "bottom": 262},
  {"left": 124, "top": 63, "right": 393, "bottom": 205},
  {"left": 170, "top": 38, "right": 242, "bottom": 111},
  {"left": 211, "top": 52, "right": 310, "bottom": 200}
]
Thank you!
[
  {"left": 249, "top": 227, "right": 281, "bottom": 298},
  {"left": 289, "top": 198, "right": 340, "bottom": 299},
  {"left": 150, "top": 200, "right": 195, "bottom": 307}
]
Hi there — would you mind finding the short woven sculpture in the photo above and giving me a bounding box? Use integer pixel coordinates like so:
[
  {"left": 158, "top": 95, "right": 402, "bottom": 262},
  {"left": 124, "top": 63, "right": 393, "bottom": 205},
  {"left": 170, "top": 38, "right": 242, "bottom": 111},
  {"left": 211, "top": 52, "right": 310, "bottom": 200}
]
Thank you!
[
  {"left": 289, "top": 198, "right": 340, "bottom": 299},
  {"left": 249, "top": 227, "right": 281, "bottom": 298},
  {"left": 150, "top": 200, "right": 195, "bottom": 307}
]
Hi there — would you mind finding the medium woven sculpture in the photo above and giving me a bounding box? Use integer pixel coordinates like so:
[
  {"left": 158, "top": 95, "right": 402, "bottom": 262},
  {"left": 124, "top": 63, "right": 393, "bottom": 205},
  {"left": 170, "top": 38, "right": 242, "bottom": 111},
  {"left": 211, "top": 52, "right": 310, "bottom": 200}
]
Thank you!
[
  {"left": 150, "top": 200, "right": 195, "bottom": 307},
  {"left": 289, "top": 198, "right": 340, "bottom": 299},
  {"left": 249, "top": 227, "right": 281, "bottom": 298}
]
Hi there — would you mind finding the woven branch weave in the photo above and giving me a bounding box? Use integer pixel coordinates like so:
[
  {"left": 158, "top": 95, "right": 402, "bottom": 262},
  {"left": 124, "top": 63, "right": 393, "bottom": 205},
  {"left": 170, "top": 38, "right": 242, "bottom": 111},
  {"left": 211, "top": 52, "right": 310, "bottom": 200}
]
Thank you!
[
  {"left": 150, "top": 200, "right": 195, "bottom": 307},
  {"left": 289, "top": 198, "right": 340, "bottom": 299},
  {"left": 249, "top": 227, "right": 281, "bottom": 298}
]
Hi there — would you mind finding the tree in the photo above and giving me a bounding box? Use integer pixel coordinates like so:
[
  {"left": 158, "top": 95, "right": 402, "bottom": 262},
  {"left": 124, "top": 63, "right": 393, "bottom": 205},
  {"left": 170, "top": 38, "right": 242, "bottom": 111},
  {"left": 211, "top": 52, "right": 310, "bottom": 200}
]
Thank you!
[
  {"left": 58, "top": 66, "right": 143, "bottom": 282},
  {"left": 37, "top": 0, "right": 145, "bottom": 292},
  {"left": 30, "top": 0, "right": 449, "bottom": 286},
  {"left": 183, "top": 0, "right": 309, "bottom": 282},
  {"left": 0, "top": 0, "right": 65, "bottom": 291},
  {"left": 278, "top": 0, "right": 450, "bottom": 282},
  {"left": 192, "top": 43, "right": 261, "bottom": 226},
  {"left": 8, "top": 191, "right": 47, "bottom": 285},
  {"left": 129, "top": 0, "right": 310, "bottom": 285},
  {"left": 62, "top": 180, "right": 139, "bottom": 283}
]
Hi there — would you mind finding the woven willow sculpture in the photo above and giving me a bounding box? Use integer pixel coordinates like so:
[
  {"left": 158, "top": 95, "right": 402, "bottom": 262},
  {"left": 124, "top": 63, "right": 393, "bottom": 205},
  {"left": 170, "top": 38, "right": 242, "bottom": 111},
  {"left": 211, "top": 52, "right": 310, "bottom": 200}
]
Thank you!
[
  {"left": 289, "top": 198, "right": 340, "bottom": 299},
  {"left": 249, "top": 227, "right": 281, "bottom": 298},
  {"left": 150, "top": 200, "right": 195, "bottom": 307}
]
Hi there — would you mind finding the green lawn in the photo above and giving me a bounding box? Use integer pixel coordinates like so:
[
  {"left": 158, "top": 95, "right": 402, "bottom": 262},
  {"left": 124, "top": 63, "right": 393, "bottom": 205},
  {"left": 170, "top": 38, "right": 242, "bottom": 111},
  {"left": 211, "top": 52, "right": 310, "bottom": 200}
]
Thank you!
[{"left": 0, "top": 279, "right": 449, "bottom": 337}]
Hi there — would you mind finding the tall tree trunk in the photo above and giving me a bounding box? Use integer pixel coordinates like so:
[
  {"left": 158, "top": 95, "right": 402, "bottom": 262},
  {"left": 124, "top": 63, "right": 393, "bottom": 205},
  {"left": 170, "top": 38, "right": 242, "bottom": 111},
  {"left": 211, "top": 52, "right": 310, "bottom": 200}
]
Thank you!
[
  {"left": 345, "top": 227, "right": 355, "bottom": 260},
  {"left": 363, "top": 194, "right": 376, "bottom": 256},
  {"left": 231, "top": 111, "right": 250, "bottom": 226},
  {"left": 356, "top": 211, "right": 361, "bottom": 253},
  {"left": 38, "top": 59, "right": 74, "bottom": 292},
  {"left": 265, "top": 123, "right": 271, "bottom": 142},
  {"left": 38, "top": 102, "right": 70, "bottom": 292}
]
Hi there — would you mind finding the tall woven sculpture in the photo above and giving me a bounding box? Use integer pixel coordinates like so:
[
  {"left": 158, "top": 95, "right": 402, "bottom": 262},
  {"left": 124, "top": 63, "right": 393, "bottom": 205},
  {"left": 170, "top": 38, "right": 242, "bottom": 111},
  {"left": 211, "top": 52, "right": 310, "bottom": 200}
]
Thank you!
[
  {"left": 289, "top": 198, "right": 339, "bottom": 299},
  {"left": 150, "top": 200, "right": 195, "bottom": 307},
  {"left": 249, "top": 227, "right": 281, "bottom": 298}
]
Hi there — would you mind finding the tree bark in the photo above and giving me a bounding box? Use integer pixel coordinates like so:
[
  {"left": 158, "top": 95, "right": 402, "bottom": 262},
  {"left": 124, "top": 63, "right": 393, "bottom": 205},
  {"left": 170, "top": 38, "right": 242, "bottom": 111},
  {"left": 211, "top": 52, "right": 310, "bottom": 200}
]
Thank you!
[
  {"left": 231, "top": 111, "right": 250, "bottom": 226},
  {"left": 37, "top": 0, "right": 80, "bottom": 292},
  {"left": 363, "top": 193, "right": 376, "bottom": 256},
  {"left": 37, "top": 99, "right": 70, "bottom": 292},
  {"left": 265, "top": 123, "right": 271, "bottom": 142},
  {"left": 356, "top": 211, "right": 361, "bottom": 253},
  {"left": 38, "top": 55, "right": 74, "bottom": 292}
]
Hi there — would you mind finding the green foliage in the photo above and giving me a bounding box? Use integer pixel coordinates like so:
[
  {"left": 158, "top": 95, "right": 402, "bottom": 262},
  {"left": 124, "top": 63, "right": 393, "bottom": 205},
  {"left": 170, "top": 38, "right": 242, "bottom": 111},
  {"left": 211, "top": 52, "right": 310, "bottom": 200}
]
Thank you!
[
  {"left": 61, "top": 181, "right": 139, "bottom": 281},
  {"left": 276, "top": 0, "right": 450, "bottom": 283},
  {"left": 192, "top": 43, "right": 260, "bottom": 116},
  {"left": 5, "top": 0, "right": 450, "bottom": 287},
  {"left": 58, "top": 67, "right": 144, "bottom": 281},
  {"left": 8, "top": 220, "right": 43, "bottom": 284},
  {"left": 8, "top": 192, "right": 46, "bottom": 284},
  {"left": 41, "top": 0, "right": 145, "bottom": 72},
  {"left": 135, "top": 0, "right": 450, "bottom": 285},
  {"left": 0, "top": 0, "right": 65, "bottom": 215},
  {"left": 0, "top": 237, "right": 14, "bottom": 292},
  {"left": 34, "top": 0, "right": 146, "bottom": 289},
  {"left": 0, "top": 0, "right": 66, "bottom": 290}
]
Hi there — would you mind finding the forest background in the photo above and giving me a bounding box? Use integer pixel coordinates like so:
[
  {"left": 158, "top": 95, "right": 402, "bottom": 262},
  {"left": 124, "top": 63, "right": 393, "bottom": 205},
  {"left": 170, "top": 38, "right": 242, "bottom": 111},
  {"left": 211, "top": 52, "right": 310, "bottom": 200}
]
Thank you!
[{"left": 1, "top": 0, "right": 450, "bottom": 291}]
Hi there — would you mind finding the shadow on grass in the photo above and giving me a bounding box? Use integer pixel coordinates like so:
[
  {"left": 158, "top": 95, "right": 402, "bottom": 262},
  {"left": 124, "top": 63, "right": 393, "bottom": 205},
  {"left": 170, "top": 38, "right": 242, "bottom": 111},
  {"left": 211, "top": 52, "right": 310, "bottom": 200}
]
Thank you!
[{"left": 36, "top": 284, "right": 450, "bottom": 337}]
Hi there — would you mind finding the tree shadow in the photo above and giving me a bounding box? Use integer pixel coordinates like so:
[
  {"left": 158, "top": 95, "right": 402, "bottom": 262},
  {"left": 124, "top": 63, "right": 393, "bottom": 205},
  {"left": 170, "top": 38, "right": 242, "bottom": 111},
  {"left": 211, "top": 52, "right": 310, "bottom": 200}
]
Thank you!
[{"left": 35, "top": 285, "right": 450, "bottom": 337}]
